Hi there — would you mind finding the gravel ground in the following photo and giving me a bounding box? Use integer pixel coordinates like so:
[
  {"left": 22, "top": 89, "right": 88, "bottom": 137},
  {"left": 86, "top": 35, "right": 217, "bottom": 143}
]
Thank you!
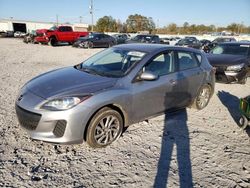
[{"left": 0, "top": 38, "right": 249, "bottom": 188}]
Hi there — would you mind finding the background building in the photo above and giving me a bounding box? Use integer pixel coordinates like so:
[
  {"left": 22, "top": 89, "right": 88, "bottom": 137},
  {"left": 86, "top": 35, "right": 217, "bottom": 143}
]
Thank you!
[{"left": 0, "top": 19, "right": 88, "bottom": 33}]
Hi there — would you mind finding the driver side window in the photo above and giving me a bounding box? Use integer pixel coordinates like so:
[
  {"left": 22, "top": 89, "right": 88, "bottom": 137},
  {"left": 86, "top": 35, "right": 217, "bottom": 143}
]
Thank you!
[{"left": 144, "top": 51, "right": 174, "bottom": 76}]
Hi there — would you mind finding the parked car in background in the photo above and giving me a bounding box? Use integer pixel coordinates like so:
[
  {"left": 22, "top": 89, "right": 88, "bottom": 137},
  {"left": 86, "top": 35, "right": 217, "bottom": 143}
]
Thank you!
[
  {"left": 14, "top": 31, "right": 26, "bottom": 38},
  {"left": 112, "top": 34, "right": 128, "bottom": 44},
  {"left": 23, "top": 30, "right": 37, "bottom": 44},
  {"left": 175, "top": 38, "right": 202, "bottom": 49},
  {"left": 0, "top": 31, "right": 14, "bottom": 37},
  {"left": 206, "top": 42, "right": 250, "bottom": 84},
  {"left": 160, "top": 37, "right": 170, "bottom": 45},
  {"left": 205, "top": 37, "right": 237, "bottom": 52},
  {"left": 185, "top": 36, "right": 198, "bottom": 40},
  {"left": 212, "top": 37, "right": 236, "bottom": 44},
  {"left": 15, "top": 44, "right": 215, "bottom": 148},
  {"left": 72, "top": 33, "right": 116, "bottom": 48},
  {"left": 200, "top": 39, "right": 212, "bottom": 53},
  {"left": 34, "top": 26, "right": 88, "bottom": 46},
  {"left": 126, "top": 34, "right": 160, "bottom": 44}
]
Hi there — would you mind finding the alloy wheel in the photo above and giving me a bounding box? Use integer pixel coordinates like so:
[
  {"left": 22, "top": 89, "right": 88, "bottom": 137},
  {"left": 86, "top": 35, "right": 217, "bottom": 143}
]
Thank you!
[
  {"left": 196, "top": 86, "right": 210, "bottom": 109},
  {"left": 94, "top": 115, "right": 120, "bottom": 145}
]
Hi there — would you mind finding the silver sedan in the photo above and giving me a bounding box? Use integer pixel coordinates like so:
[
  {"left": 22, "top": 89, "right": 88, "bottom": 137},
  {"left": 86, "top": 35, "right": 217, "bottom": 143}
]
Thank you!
[{"left": 15, "top": 44, "right": 215, "bottom": 148}]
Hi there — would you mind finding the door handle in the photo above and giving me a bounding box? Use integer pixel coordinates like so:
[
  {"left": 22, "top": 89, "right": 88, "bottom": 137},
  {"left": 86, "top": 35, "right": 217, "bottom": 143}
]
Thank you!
[{"left": 170, "top": 79, "right": 177, "bottom": 85}]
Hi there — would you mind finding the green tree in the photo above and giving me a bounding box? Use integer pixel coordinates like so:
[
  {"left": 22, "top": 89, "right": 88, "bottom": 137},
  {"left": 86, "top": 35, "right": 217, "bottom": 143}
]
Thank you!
[
  {"left": 167, "top": 23, "right": 177, "bottom": 34},
  {"left": 227, "top": 23, "right": 238, "bottom": 33},
  {"left": 95, "top": 16, "right": 117, "bottom": 32},
  {"left": 126, "top": 14, "right": 155, "bottom": 33}
]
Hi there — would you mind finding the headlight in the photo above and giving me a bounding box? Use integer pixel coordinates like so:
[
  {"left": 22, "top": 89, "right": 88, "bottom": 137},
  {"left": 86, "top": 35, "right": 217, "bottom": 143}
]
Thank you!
[
  {"left": 226, "top": 63, "right": 244, "bottom": 71},
  {"left": 41, "top": 96, "right": 90, "bottom": 111}
]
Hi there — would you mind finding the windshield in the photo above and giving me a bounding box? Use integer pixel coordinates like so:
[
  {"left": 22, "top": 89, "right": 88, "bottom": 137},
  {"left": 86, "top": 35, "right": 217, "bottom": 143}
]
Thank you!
[
  {"left": 178, "top": 39, "right": 195, "bottom": 45},
  {"left": 76, "top": 48, "right": 147, "bottom": 77},
  {"left": 49, "top": 26, "right": 58, "bottom": 31},
  {"left": 211, "top": 44, "right": 249, "bottom": 56}
]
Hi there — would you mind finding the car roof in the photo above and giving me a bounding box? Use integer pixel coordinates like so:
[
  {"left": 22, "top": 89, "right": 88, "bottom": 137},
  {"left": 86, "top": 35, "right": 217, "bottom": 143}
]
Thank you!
[
  {"left": 218, "top": 42, "right": 250, "bottom": 45},
  {"left": 113, "top": 43, "right": 201, "bottom": 53}
]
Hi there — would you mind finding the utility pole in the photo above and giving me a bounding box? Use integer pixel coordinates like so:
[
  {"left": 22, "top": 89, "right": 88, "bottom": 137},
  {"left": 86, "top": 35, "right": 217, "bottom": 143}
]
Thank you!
[
  {"left": 56, "top": 14, "right": 59, "bottom": 26},
  {"left": 79, "top": 16, "right": 82, "bottom": 23},
  {"left": 89, "top": 0, "right": 94, "bottom": 32}
]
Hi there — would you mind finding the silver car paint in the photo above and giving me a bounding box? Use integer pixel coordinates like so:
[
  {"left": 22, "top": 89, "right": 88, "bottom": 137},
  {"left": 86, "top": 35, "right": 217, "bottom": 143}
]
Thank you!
[{"left": 15, "top": 44, "right": 215, "bottom": 144}]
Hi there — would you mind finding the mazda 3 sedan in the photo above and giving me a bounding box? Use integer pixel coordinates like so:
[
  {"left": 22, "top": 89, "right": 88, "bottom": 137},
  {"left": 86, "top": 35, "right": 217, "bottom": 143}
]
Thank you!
[{"left": 15, "top": 44, "right": 215, "bottom": 148}]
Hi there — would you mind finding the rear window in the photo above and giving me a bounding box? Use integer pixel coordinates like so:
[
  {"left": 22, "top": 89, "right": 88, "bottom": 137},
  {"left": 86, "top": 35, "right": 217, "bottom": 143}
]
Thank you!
[
  {"left": 177, "top": 52, "right": 199, "bottom": 71},
  {"left": 195, "top": 53, "right": 202, "bottom": 63}
]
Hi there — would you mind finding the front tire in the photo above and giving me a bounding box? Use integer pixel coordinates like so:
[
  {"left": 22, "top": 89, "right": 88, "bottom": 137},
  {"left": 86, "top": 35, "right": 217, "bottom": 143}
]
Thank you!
[
  {"left": 238, "top": 115, "right": 248, "bottom": 129},
  {"left": 86, "top": 107, "right": 123, "bottom": 148},
  {"left": 49, "top": 37, "right": 57, "bottom": 46},
  {"left": 84, "top": 41, "right": 93, "bottom": 48},
  {"left": 192, "top": 84, "right": 212, "bottom": 110}
]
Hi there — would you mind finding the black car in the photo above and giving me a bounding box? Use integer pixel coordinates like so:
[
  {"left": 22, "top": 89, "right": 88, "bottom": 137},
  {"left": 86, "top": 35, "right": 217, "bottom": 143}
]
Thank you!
[
  {"left": 200, "top": 39, "right": 212, "bottom": 53},
  {"left": 72, "top": 33, "right": 116, "bottom": 48},
  {"left": 206, "top": 42, "right": 250, "bottom": 84},
  {"left": 160, "top": 37, "right": 170, "bottom": 45},
  {"left": 175, "top": 38, "right": 202, "bottom": 49},
  {"left": 126, "top": 34, "right": 160, "bottom": 44},
  {"left": 204, "top": 37, "right": 237, "bottom": 52},
  {"left": 112, "top": 34, "right": 128, "bottom": 44}
]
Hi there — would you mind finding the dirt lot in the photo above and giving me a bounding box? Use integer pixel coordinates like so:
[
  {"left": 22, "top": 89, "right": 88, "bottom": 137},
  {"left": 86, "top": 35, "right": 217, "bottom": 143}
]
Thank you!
[{"left": 0, "top": 38, "right": 249, "bottom": 188}]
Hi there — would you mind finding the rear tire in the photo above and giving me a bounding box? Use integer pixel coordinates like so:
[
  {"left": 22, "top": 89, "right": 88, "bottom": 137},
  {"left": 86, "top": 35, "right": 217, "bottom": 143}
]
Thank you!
[
  {"left": 86, "top": 107, "right": 123, "bottom": 148},
  {"left": 192, "top": 84, "right": 212, "bottom": 110}
]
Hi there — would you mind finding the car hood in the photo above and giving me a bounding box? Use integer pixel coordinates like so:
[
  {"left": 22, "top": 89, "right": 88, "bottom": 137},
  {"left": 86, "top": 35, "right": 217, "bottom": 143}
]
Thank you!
[
  {"left": 26, "top": 67, "right": 118, "bottom": 99},
  {"left": 36, "top": 29, "right": 48, "bottom": 34},
  {"left": 206, "top": 54, "right": 247, "bottom": 66}
]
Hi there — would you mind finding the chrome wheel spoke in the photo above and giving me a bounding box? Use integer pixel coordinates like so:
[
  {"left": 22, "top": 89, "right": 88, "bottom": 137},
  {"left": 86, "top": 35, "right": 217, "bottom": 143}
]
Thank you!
[
  {"left": 108, "top": 130, "right": 114, "bottom": 141},
  {"left": 197, "top": 88, "right": 210, "bottom": 108},
  {"left": 99, "top": 119, "right": 105, "bottom": 129},
  {"left": 94, "top": 114, "right": 121, "bottom": 145},
  {"left": 104, "top": 133, "right": 109, "bottom": 144}
]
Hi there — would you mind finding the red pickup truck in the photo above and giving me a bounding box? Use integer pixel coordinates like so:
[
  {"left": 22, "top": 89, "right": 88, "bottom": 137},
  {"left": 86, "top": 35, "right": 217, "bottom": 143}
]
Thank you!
[{"left": 35, "top": 26, "right": 89, "bottom": 46}]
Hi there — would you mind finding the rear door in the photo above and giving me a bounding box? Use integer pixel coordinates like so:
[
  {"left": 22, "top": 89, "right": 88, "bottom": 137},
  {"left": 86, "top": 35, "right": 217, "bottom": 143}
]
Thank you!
[
  {"left": 58, "top": 26, "right": 73, "bottom": 42},
  {"left": 174, "top": 51, "right": 204, "bottom": 107}
]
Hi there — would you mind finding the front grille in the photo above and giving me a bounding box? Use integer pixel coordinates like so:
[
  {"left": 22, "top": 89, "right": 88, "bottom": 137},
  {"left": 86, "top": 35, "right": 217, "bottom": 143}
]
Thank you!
[
  {"left": 15, "top": 105, "right": 41, "bottom": 130},
  {"left": 36, "top": 33, "right": 44, "bottom": 37},
  {"left": 53, "top": 120, "right": 67, "bottom": 137}
]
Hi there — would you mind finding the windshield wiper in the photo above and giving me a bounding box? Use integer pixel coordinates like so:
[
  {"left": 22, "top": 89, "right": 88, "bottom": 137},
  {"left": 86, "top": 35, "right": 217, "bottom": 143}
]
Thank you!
[{"left": 79, "top": 67, "right": 100, "bottom": 75}]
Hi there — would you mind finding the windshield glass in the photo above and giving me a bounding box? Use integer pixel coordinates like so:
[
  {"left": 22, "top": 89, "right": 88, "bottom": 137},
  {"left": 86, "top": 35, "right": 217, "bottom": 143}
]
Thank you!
[
  {"left": 178, "top": 39, "right": 194, "bottom": 45},
  {"left": 49, "top": 26, "right": 58, "bottom": 31},
  {"left": 211, "top": 44, "right": 249, "bottom": 56},
  {"left": 76, "top": 48, "right": 147, "bottom": 77}
]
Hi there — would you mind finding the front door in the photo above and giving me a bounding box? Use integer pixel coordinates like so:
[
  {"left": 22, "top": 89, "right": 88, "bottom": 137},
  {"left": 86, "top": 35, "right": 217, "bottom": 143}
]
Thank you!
[{"left": 131, "top": 51, "right": 181, "bottom": 122}]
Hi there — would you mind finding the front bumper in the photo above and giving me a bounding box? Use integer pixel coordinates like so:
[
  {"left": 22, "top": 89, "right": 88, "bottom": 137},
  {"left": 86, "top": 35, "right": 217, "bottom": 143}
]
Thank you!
[
  {"left": 214, "top": 66, "right": 248, "bottom": 83},
  {"left": 34, "top": 36, "right": 49, "bottom": 43},
  {"left": 15, "top": 89, "right": 92, "bottom": 144}
]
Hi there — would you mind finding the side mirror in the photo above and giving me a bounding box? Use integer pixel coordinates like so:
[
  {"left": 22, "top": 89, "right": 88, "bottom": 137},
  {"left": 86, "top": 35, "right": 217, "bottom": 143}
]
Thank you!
[{"left": 139, "top": 71, "right": 159, "bottom": 81}]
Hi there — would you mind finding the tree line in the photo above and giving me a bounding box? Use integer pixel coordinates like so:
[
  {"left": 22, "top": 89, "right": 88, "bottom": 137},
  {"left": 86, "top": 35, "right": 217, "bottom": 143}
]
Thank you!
[{"left": 89, "top": 14, "right": 250, "bottom": 34}]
